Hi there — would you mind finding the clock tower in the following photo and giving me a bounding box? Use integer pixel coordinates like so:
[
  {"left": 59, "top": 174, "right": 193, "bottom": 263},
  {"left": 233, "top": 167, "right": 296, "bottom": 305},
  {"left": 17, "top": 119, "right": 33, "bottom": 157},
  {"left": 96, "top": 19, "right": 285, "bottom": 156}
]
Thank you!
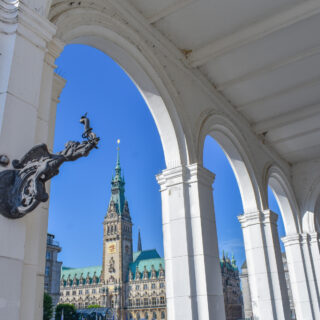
[{"left": 102, "top": 142, "right": 133, "bottom": 318}]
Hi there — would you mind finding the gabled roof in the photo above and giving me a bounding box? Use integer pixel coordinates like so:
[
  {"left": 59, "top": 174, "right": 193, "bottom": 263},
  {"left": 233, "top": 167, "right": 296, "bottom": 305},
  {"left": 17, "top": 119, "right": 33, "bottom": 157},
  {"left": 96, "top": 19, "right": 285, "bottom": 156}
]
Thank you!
[
  {"left": 129, "top": 249, "right": 165, "bottom": 280},
  {"left": 133, "top": 249, "right": 160, "bottom": 262}
]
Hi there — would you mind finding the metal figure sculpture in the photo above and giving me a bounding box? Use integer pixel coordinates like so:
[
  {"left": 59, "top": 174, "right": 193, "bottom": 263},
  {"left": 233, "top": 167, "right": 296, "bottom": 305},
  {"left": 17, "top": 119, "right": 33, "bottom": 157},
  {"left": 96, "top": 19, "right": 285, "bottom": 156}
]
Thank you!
[{"left": 0, "top": 113, "right": 100, "bottom": 219}]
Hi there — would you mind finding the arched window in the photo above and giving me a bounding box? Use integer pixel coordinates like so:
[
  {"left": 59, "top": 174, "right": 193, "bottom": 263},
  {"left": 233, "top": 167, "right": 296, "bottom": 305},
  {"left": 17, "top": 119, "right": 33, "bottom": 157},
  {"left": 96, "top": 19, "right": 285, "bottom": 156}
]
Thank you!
[
  {"left": 153, "top": 312, "right": 157, "bottom": 319},
  {"left": 136, "top": 312, "right": 140, "bottom": 320},
  {"left": 107, "top": 226, "right": 110, "bottom": 233},
  {"left": 114, "top": 225, "right": 117, "bottom": 233},
  {"left": 129, "top": 313, "right": 133, "bottom": 320},
  {"left": 144, "top": 312, "right": 149, "bottom": 319},
  {"left": 161, "top": 311, "right": 165, "bottom": 319},
  {"left": 111, "top": 225, "right": 113, "bottom": 233}
]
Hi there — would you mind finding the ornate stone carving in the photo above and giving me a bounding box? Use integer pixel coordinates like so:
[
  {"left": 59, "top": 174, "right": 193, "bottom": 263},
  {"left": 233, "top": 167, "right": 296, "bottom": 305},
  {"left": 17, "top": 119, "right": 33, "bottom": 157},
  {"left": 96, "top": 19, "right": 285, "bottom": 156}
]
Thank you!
[{"left": 0, "top": 113, "right": 99, "bottom": 219}]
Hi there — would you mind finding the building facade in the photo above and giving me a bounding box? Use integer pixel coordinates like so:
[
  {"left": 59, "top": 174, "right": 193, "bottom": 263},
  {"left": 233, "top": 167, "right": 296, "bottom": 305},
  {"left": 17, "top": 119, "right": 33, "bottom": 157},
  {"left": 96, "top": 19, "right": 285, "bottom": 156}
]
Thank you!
[
  {"left": 59, "top": 152, "right": 242, "bottom": 320},
  {"left": 45, "top": 233, "right": 62, "bottom": 308},
  {"left": 220, "top": 253, "right": 243, "bottom": 320}
]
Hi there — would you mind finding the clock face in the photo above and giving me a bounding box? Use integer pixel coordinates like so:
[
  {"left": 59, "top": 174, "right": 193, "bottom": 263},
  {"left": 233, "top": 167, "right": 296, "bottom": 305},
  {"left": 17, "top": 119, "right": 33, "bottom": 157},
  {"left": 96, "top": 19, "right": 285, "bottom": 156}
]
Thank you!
[{"left": 108, "top": 243, "right": 116, "bottom": 253}]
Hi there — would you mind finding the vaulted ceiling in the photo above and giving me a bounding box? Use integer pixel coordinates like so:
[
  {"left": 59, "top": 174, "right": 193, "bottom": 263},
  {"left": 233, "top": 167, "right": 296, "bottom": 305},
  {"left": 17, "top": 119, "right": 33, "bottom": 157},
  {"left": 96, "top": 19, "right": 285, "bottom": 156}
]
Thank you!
[{"left": 126, "top": 0, "right": 320, "bottom": 164}]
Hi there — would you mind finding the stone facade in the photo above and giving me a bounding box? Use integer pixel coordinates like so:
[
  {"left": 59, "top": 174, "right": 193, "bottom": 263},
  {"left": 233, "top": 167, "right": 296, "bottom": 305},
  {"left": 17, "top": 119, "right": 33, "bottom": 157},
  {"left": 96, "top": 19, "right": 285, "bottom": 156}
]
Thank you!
[
  {"left": 59, "top": 152, "right": 242, "bottom": 320},
  {"left": 220, "top": 254, "right": 243, "bottom": 320},
  {"left": 45, "top": 234, "right": 62, "bottom": 309}
]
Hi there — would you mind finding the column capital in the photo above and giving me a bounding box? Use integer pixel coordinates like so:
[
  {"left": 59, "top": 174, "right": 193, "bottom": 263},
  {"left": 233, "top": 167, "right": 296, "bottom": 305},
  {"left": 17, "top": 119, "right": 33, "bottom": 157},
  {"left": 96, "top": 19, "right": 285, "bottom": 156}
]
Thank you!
[
  {"left": 238, "top": 210, "right": 278, "bottom": 228},
  {"left": 15, "top": 2, "right": 56, "bottom": 49},
  {"left": 309, "top": 232, "right": 319, "bottom": 243},
  {"left": 0, "top": 0, "right": 18, "bottom": 33},
  {"left": 156, "top": 164, "right": 215, "bottom": 190},
  {"left": 281, "top": 233, "right": 301, "bottom": 247},
  {"left": 45, "top": 37, "right": 65, "bottom": 68},
  {"left": 52, "top": 73, "right": 66, "bottom": 103},
  {"left": 300, "top": 232, "right": 311, "bottom": 244}
]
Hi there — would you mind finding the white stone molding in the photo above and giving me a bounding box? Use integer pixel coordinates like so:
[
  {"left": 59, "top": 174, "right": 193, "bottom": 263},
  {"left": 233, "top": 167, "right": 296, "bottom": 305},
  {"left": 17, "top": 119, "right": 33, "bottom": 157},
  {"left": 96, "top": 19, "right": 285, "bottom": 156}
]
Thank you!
[
  {"left": 157, "top": 164, "right": 226, "bottom": 320},
  {"left": 238, "top": 210, "right": 291, "bottom": 320}
]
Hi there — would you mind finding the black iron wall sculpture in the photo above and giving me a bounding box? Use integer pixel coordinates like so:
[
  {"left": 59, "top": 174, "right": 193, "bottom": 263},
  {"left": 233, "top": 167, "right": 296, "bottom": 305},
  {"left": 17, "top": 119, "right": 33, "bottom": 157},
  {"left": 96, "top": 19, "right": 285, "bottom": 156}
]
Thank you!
[{"left": 0, "top": 114, "right": 100, "bottom": 219}]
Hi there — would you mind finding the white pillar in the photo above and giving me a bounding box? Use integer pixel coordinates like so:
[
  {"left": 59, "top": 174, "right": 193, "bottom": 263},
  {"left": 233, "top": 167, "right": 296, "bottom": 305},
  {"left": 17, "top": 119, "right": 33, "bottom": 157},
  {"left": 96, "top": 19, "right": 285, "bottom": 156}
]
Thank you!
[
  {"left": 0, "top": 2, "right": 57, "bottom": 319},
  {"left": 282, "top": 234, "right": 318, "bottom": 319},
  {"left": 309, "top": 232, "right": 320, "bottom": 297},
  {"left": 20, "top": 41, "right": 64, "bottom": 320},
  {"left": 157, "top": 164, "right": 226, "bottom": 320},
  {"left": 238, "top": 210, "right": 291, "bottom": 320},
  {"left": 300, "top": 234, "right": 320, "bottom": 316}
]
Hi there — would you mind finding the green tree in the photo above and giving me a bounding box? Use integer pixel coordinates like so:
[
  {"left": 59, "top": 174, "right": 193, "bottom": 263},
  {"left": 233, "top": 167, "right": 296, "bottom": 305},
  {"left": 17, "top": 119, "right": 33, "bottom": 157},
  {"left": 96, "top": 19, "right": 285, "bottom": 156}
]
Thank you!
[
  {"left": 43, "top": 293, "right": 53, "bottom": 320},
  {"left": 87, "top": 304, "right": 102, "bottom": 309},
  {"left": 55, "top": 304, "right": 76, "bottom": 320}
]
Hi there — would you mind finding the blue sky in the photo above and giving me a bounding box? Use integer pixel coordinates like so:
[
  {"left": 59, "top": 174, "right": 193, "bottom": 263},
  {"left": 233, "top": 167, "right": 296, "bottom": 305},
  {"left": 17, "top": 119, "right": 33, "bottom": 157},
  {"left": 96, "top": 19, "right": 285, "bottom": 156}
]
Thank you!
[{"left": 49, "top": 44, "right": 285, "bottom": 269}]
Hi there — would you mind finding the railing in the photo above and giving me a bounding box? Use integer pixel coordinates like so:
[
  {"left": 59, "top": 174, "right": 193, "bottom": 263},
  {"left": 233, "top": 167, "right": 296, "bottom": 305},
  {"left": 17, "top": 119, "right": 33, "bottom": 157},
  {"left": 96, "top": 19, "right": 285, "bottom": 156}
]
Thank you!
[{"left": 47, "top": 238, "right": 60, "bottom": 247}]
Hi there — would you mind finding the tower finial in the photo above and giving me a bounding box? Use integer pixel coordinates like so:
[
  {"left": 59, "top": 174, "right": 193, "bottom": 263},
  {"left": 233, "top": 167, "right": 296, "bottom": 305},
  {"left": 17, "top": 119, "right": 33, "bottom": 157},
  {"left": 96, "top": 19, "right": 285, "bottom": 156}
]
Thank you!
[
  {"left": 138, "top": 228, "right": 142, "bottom": 252},
  {"left": 116, "top": 139, "right": 120, "bottom": 169}
]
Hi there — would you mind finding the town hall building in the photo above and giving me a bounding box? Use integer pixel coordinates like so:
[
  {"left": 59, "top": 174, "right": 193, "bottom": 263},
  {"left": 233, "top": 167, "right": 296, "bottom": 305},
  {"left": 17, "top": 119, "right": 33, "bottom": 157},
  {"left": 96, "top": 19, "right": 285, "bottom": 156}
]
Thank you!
[{"left": 59, "top": 150, "right": 242, "bottom": 320}]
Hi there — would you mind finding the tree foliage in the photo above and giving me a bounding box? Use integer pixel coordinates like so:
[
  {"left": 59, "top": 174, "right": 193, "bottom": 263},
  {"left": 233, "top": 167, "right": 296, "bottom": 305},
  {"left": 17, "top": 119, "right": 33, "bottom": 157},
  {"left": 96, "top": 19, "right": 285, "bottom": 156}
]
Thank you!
[
  {"left": 43, "top": 293, "right": 53, "bottom": 320},
  {"left": 55, "top": 304, "right": 76, "bottom": 320},
  {"left": 87, "top": 304, "right": 102, "bottom": 309}
]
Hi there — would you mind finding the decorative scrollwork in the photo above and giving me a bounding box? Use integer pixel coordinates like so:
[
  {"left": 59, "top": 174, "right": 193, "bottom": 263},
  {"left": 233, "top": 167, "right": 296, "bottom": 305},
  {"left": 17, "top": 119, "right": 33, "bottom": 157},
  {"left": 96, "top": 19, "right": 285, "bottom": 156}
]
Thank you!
[{"left": 0, "top": 113, "right": 100, "bottom": 219}]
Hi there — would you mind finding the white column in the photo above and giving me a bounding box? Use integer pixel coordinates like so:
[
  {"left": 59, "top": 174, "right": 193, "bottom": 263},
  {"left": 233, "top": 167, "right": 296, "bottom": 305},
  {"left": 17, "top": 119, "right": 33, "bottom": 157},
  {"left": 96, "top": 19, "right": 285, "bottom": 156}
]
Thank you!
[
  {"left": 238, "top": 210, "right": 291, "bottom": 320},
  {"left": 0, "top": 2, "right": 57, "bottom": 319},
  {"left": 282, "top": 234, "right": 317, "bottom": 319},
  {"left": 20, "top": 41, "right": 64, "bottom": 320},
  {"left": 309, "top": 232, "right": 320, "bottom": 297},
  {"left": 300, "top": 234, "right": 320, "bottom": 316},
  {"left": 157, "top": 164, "right": 225, "bottom": 320}
]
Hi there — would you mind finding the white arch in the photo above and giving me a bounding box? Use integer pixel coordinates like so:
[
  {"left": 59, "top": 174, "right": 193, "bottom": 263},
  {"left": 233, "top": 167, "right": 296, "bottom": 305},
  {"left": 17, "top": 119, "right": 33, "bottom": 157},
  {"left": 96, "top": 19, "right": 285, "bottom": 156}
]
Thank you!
[
  {"left": 197, "top": 112, "right": 264, "bottom": 213},
  {"left": 302, "top": 175, "right": 320, "bottom": 233},
  {"left": 265, "top": 165, "right": 300, "bottom": 235},
  {"left": 50, "top": 7, "right": 193, "bottom": 169}
]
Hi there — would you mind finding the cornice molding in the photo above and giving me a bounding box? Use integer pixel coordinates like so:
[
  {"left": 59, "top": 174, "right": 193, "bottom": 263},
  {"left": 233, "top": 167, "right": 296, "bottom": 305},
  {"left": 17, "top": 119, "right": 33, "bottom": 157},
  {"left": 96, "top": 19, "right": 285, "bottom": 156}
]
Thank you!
[{"left": 16, "top": 2, "right": 56, "bottom": 48}]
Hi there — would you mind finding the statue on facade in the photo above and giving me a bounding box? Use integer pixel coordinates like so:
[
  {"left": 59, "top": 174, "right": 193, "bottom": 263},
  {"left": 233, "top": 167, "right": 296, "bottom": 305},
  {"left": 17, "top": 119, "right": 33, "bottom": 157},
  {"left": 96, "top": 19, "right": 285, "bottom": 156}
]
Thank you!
[
  {"left": 0, "top": 113, "right": 100, "bottom": 219},
  {"left": 109, "top": 257, "right": 115, "bottom": 273}
]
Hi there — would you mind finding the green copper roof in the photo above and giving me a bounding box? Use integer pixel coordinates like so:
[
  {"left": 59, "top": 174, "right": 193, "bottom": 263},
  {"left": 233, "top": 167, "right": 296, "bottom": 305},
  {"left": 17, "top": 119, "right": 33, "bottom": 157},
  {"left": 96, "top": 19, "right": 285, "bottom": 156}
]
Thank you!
[
  {"left": 220, "top": 252, "right": 239, "bottom": 272},
  {"left": 129, "top": 249, "right": 165, "bottom": 280},
  {"left": 61, "top": 266, "right": 102, "bottom": 286}
]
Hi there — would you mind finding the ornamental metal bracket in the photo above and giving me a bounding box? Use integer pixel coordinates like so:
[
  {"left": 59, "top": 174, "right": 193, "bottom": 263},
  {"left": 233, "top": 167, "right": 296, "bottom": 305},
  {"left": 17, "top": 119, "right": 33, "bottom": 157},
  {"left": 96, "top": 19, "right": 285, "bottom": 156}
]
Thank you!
[{"left": 0, "top": 113, "right": 100, "bottom": 219}]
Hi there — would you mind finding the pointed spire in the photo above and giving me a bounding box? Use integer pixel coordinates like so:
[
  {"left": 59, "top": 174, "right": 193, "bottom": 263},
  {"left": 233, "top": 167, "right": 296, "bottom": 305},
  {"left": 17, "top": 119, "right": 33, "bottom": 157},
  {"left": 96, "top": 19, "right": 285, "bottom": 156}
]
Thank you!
[
  {"left": 116, "top": 139, "right": 121, "bottom": 171},
  {"left": 108, "top": 139, "right": 127, "bottom": 216},
  {"left": 138, "top": 228, "right": 142, "bottom": 252}
]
